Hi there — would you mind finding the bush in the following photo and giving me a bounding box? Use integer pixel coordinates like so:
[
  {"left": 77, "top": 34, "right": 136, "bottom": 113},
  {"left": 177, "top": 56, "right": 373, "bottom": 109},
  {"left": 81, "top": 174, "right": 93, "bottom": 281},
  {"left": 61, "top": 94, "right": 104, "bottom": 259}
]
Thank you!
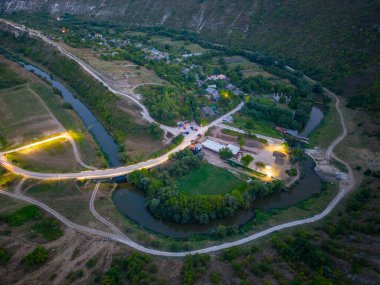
[
  {"left": 0, "top": 248, "right": 11, "bottom": 266},
  {"left": 32, "top": 218, "right": 63, "bottom": 241},
  {"left": 24, "top": 246, "right": 49, "bottom": 266},
  {"left": 182, "top": 254, "right": 211, "bottom": 285},
  {"left": 240, "top": 154, "right": 254, "bottom": 167},
  {"left": 220, "top": 247, "right": 243, "bottom": 262},
  {"left": 286, "top": 168, "right": 298, "bottom": 177},
  {"left": 5, "top": 205, "right": 42, "bottom": 226},
  {"left": 219, "top": 147, "right": 233, "bottom": 160}
]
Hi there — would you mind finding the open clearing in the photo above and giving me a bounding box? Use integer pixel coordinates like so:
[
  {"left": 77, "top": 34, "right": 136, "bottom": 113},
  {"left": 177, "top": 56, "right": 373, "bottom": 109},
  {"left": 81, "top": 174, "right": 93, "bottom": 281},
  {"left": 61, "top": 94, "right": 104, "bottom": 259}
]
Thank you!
[
  {"left": 0, "top": 84, "right": 62, "bottom": 147},
  {"left": 231, "top": 113, "right": 283, "bottom": 138},
  {"left": 150, "top": 35, "right": 208, "bottom": 54},
  {"left": 222, "top": 55, "right": 293, "bottom": 86},
  {"left": 0, "top": 56, "right": 105, "bottom": 168},
  {"left": 176, "top": 163, "right": 243, "bottom": 195},
  {"left": 4, "top": 138, "right": 86, "bottom": 173},
  {"left": 60, "top": 43, "right": 163, "bottom": 88}
]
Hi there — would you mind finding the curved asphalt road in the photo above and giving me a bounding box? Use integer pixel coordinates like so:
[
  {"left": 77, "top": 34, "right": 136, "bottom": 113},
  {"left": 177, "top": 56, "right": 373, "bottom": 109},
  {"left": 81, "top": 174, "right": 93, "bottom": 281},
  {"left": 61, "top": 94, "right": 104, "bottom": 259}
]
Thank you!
[
  {"left": 0, "top": 19, "right": 179, "bottom": 135},
  {"left": 0, "top": 88, "right": 353, "bottom": 256},
  {"left": 0, "top": 102, "right": 244, "bottom": 180},
  {"left": 0, "top": 19, "right": 354, "bottom": 256}
]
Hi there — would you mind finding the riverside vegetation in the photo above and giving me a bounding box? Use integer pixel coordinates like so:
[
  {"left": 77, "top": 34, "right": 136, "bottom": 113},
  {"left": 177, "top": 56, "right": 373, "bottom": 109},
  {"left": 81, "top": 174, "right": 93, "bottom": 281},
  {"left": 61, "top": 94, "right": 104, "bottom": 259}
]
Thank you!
[{"left": 127, "top": 149, "right": 284, "bottom": 224}]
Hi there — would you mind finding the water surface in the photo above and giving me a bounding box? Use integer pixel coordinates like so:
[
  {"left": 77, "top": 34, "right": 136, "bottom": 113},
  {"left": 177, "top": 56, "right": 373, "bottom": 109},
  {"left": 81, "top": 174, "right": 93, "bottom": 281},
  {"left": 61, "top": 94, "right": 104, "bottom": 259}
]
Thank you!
[
  {"left": 113, "top": 157, "right": 322, "bottom": 238},
  {"left": 22, "top": 63, "right": 121, "bottom": 166},
  {"left": 300, "top": 106, "right": 324, "bottom": 137}
]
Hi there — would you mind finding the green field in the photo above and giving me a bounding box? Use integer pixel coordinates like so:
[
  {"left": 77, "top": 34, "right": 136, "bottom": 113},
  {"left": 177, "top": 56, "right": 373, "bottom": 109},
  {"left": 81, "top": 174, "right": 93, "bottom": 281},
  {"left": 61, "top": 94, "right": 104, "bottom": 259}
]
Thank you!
[
  {"left": 176, "top": 163, "right": 242, "bottom": 195},
  {"left": 150, "top": 35, "right": 207, "bottom": 54},
  {"left": 0, "top": 84, "right": 59, "bottom": 146},
  {"left": 231, "top": 113, "right": 283, "bottom": 139}
]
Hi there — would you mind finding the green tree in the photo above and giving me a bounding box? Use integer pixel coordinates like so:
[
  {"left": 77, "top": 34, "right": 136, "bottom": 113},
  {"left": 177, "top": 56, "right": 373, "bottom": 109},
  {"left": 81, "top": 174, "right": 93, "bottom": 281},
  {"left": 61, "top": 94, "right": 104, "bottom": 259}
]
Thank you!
[
  {"left": 0, "top": 248, "right": 11, "bottom": 266},
  {"left": 238, "top": 136, "right": 246, "bottom": 147},
  {"left": 219, "top": 147, "right": 233, "bottom": 160},
  {"left": 240, "top": 154, "right": 254, "bottom": 167},
  {"left": 255, "top": 161, "right": 266, "bottom": 170},
  {"left": 182, "top": 254, "right": 211, "bottom": 285},
  {"left": 24, "top": 246, "right": 49, "bottom": 266}
]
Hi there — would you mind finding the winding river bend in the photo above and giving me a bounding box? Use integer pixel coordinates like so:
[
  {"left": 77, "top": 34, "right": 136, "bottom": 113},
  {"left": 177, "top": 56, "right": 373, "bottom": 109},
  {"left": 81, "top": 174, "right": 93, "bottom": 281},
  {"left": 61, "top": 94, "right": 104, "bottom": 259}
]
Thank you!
[
  {"left": 112, "top": 106, "right": 325, "bottom": 238},
  {"left": 21, "top": 62, "right": 325, "bottom": 239},
  {"left": 22, "top": 63, "right": 121, "bottom": 167},
  {"left": 113, "top": 156, "right": 322, "bottom": 238}
]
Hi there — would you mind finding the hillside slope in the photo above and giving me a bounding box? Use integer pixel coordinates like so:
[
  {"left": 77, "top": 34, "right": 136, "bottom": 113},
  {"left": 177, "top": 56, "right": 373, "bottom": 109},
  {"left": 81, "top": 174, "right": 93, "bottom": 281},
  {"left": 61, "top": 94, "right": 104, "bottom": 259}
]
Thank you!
[{"left": 1, "top": 0, "right": 379, "bottom": 120}]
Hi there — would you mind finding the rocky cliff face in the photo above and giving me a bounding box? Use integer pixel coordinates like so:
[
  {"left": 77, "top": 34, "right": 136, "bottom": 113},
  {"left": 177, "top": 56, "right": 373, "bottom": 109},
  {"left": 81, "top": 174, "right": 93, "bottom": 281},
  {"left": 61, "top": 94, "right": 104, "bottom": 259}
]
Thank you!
[
  {"left": 0, "top": 0, "right": 257, "bottom": 34},
  {"left": 1, "top": 0, "right": 380, "bottom": 113}
]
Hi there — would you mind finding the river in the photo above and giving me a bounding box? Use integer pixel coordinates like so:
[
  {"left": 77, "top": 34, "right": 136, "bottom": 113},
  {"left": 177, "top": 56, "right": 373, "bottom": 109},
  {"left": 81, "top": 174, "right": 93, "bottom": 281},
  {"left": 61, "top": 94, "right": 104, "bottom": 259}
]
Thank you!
[
  {"left": 22, "top": 63, "right": 121, "bottom": 167},
  {"left": 21, "top": 62, "right": 324, "bottom": 239},
  {"left": 113, "top": 156, "right": 322, "bottom": 238},
  {"left": 300, "top": 106, "right": 324, "bottom": 137}
]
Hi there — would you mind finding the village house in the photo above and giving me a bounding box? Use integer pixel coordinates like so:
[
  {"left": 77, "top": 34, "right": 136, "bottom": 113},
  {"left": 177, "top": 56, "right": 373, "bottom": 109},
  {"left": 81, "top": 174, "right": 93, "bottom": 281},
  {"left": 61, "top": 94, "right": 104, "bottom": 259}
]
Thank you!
[
  {"left": 202, "top": 106, "right": 215, "bottom": 117},
  {"left": 226, "top": 83, "right": 242, "bottom": 96},
  {"left": 222, "top": 115, "right": 234, "bottom": 124},
  {"left": 206, "top": 74, "right": 228, "bottom": 81},
  {"left": 205, "top": 86, "right": 220, "bottom": 101},
  {"left": 182, "top": 52, "right": 202, "bottom": 58},
  {"left": 273, "top": 93, "right": 291, "bottom": 103}
]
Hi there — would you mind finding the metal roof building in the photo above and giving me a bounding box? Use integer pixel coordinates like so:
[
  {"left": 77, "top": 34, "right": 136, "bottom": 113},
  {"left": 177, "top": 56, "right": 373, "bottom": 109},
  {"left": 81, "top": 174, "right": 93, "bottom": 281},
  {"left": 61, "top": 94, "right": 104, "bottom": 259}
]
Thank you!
[{"left": 202, "top": 139, "right": 240, "bottom": 155}]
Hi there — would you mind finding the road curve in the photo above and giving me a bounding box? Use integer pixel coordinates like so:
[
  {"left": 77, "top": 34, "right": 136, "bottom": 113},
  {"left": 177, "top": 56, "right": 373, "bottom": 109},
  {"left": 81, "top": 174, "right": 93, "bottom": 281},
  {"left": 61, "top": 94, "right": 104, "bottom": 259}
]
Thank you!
[
  {"left": 0, "top": 102, "right": 244, "bottom": 180},
  {"left": 0, "top": 87, "right": 354, "bottom": 257},
  {"left": 0, "top": 19, "right": 355, "bottom": 256},
  {"left": 89, "top": 182, "right": 130, "bottom": 239},
  {"left": 0, "top": 19, "right": 180, "bottom": 135}
]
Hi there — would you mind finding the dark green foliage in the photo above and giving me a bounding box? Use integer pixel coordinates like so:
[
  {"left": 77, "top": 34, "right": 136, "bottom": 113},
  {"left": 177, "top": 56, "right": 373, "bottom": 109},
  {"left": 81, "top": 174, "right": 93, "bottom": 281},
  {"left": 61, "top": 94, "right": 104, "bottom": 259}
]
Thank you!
[
  {"left": 210, "top": 272, "right": 221, "bottom": 284},
  {"left": 240, "top": 154, "right": 253, "bottom": 167},
  {"left": 141, "top": 85, "right": 202, "bottom": 126},
  {"left": 24, "top": 246, "right": 49, "bottom": 266},
  {"left": 0, "top": 248, "right": 11, "bottom": 266},
  {"left": 66, "top": 270, "right": 84, "bottom": 283},
  {"left": 86, "top": 257, "right": 97, "bottom": 269},
  {"left": 124, "top": 253, "right": 151, "bottom": 284},
  {"left": 250, "top": 259, "right": 270, "bottom": 278},
  {"left": 0, "top": 62, "right": 27, "bottom": 88},
  {"left": 220, "top": 247, "right": 243, "bottom": 262},
  {"left": 99, "top": 252, "right": 160, "bottom": 285},
  {"left": 4, "top": 205, "right": 42, "bottom": 226},
  {"left": 147, "top": 123, "right": 164, "bottom": 140},
  {"left": 219, "top": 147, "right": 233, "bottom": 160},
  {"left": 182, "top": 254, "right": 211, "bottom": 285},
  {"left": 273, "top": 232, "right": 329, "bottom": 270},
  {"left": 31, "top": 218, "right": 63, "bottom": 241},
  {"left": 242, "top": 99, "right": 303, "bottom": 130},
  {"left": 286, "top": 168, "right": 298, "bottom": 177},
  {"left": 346, "top": 187, "right": 372, "bottom": 212}
]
